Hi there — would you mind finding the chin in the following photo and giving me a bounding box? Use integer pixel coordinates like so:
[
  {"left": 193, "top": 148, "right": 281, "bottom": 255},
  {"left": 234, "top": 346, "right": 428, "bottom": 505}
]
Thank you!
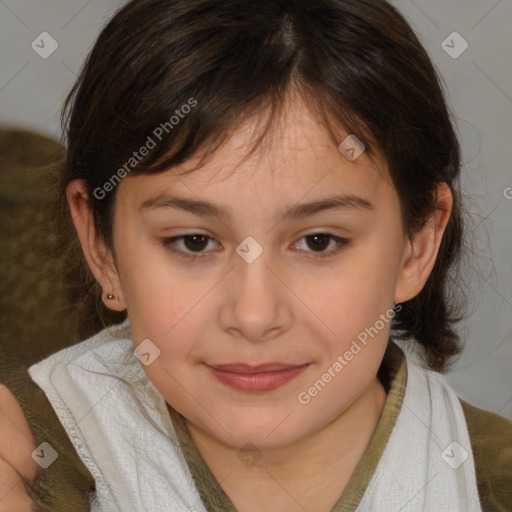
[{"left": 214, "top": 410, "right": 303, "bottom": 449}]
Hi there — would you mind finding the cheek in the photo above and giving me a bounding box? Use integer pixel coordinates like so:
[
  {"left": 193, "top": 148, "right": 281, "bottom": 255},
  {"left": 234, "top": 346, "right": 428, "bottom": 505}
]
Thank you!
[
  {"left": 301, "top": 246, "right": 400, "bottom": 384},
  {"left": 114, "top": 233, "right": 198, "bottom": 343},
  {"left": 309, "top": 246, "right": 399, "bottom": 331}
]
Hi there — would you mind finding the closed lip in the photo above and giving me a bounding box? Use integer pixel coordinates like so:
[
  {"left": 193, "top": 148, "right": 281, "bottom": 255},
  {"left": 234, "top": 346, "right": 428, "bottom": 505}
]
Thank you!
[
  {"left": 205, "top": 363, "right": 309, "bottom": 373},
  {"left": 205, "top": 362, "right": 311, "bottom": 392}
]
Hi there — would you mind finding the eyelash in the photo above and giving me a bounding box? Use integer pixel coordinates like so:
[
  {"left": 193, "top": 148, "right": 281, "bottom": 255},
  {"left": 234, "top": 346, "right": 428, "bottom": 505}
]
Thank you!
[{"left": 161, "top": 233, "right": 349, "bottom": 261}]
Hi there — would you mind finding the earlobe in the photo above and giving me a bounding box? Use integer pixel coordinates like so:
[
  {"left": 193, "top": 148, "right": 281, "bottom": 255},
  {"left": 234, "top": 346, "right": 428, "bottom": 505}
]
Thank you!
[
  {"left": 394, "top": 183, "right": 453, "bottom": 303},
  {"left": 104, "top": 291, "right": 126, "bottom": 311},
  {"left": 66, "top": 179, "right": 127, "bottom": 312}
]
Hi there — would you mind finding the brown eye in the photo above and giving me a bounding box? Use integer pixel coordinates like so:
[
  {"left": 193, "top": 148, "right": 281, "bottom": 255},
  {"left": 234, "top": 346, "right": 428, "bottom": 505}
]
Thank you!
[
  {"left": 162, "top": 234, "right": 218, "bottom": 259},
  {"left": 293, "top": 233, "right": 349, "bottom": 259},
  {"left": 182, "top": 234, "right": 209, "bottom": 251},
  {"left": 162, "top": 232, "right": 349, "bottom": 261},
  {"left": 305, "top": 234, "right": 330, "bottom": 251}
]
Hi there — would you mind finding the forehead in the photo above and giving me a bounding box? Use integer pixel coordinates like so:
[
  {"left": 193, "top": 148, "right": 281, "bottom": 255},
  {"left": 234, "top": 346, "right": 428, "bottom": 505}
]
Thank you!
[{"left": 118, "top": 97, "right": 394, "bottom": 214}]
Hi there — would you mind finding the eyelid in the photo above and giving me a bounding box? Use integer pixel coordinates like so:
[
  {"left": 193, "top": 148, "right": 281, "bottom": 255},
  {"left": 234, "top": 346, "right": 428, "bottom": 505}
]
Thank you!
[
  {"left": 161, "top": 232, "right": 350, "bottom": 260},
  {"left": 161, "top": 233, "right": 220, "bottom": 259},
  {"left": 292, "top": 233, "right": 348, "bottom": 259}
]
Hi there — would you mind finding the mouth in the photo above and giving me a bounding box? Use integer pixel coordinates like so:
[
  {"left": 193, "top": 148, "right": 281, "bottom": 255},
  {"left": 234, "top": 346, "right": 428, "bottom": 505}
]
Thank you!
[{"left": 204, "top": 362, "right": 310, "bottom": 392}]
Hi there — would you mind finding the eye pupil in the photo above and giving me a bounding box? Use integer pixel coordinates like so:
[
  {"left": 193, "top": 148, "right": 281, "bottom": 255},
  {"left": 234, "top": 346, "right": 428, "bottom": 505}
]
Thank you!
[
  {"left": 307, "top": 234, "right": 329, "bottom": 251},
  {"left": 184, "top": 235, "right": 208, "bottom": 251}
]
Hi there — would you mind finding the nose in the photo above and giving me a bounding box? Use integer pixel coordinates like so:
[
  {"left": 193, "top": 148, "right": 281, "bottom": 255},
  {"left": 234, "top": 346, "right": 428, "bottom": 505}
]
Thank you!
[{"left": 218, "top": 241, "right": 293, "bottom": 343}]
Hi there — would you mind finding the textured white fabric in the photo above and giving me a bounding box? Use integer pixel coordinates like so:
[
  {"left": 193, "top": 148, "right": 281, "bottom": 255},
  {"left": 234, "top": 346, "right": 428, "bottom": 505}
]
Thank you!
[
  {"left": 354, "top": 343, "right": 482, "bottom": 512},
  {"left": 28, "top": 319, "right": 207, "bottom": 512},
  {"left": 28, "top": 320, "right": 482, "bottom": 512}
]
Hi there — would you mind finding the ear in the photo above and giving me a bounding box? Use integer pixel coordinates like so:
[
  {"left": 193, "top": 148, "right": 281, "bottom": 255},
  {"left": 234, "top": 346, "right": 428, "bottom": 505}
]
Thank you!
[
  {"left": 394, "top": 182, "right": 453, "bottom": 304},
  {"left": 66, "top": 179, "right": 126, "bottom": 312}
]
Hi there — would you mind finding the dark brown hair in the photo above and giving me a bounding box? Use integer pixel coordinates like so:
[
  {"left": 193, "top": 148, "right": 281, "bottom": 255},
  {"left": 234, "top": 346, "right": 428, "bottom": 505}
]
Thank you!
[{"left": 58, "top": 0, "right": 470, "bottom": 371}]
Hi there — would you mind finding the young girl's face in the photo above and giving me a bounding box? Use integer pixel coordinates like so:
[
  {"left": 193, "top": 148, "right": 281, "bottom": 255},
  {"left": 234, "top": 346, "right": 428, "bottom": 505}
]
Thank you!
[{"left": 107, "top": 97, "right": 412, "bottom": 450}]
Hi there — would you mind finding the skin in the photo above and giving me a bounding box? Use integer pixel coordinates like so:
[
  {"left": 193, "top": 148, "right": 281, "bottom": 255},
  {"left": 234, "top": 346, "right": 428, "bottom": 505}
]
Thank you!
[
  {"left": 65, "top": 95, "right": 452, "bottom": 512},
  {"left": 0, "top": 385, "right": 39, "bottom": 512}
]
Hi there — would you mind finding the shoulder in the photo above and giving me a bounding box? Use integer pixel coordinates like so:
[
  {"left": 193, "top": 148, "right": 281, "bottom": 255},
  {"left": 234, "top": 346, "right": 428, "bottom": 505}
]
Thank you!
[
  {"left": 0, "top": 384, "right": 40, "bottom": 510},
  {"left": 459, "top": 397, "right": 512, "bottom": 511}
]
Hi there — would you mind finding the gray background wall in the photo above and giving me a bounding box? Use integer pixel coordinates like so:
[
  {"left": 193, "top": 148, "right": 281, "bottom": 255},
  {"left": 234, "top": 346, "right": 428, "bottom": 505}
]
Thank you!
[{"left": 1, "top": 0, "right": 511, "bottom": 419}]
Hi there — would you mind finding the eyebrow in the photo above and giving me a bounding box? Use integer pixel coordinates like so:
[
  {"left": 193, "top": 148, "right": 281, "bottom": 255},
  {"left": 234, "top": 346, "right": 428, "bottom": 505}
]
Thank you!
[{"left": 138, "top": 193, "right": 374, "bottom": 222}]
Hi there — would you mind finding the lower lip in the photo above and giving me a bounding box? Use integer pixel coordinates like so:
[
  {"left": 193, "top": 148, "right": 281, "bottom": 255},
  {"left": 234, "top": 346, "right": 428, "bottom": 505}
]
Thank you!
[{"left": 205, "top": 364, "right": 310, "bottom": 392}]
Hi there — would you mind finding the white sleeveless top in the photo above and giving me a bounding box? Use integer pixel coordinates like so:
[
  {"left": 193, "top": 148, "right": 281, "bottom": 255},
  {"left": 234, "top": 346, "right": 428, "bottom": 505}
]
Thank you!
[{"left": 28, "top": 319, "right": 482, "bottom": 512}]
